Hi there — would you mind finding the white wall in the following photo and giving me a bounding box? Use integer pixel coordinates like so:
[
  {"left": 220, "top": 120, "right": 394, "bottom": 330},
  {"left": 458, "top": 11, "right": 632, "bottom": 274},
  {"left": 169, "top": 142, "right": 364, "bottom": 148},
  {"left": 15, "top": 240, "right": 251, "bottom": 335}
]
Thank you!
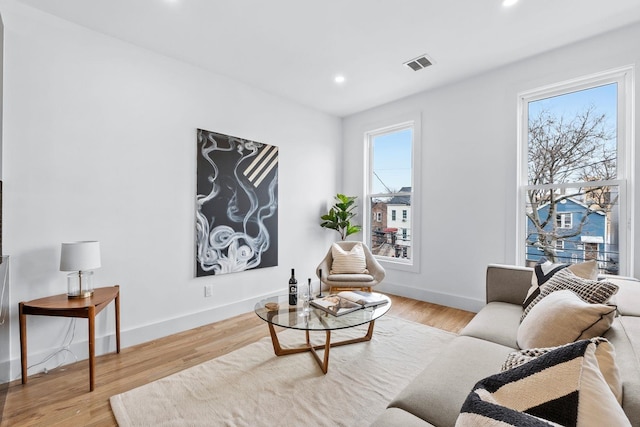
[
  {"left": 1, "top": 0, "right": 340, "bottom": 380},
  {"left": 342, "top": 23, "right": 640, "bottom": 312}
]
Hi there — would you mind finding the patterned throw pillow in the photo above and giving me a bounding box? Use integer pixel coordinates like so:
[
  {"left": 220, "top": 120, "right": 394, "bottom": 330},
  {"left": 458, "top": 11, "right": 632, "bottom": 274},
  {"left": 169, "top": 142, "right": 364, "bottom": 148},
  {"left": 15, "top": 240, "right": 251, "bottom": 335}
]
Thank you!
[
  {"left": 501, "top": 337, "right": 622, "bottom": 404},
  {"left": 456, "top": 339, "right": 631, "bottom": 427},
  {"left": 521, "top": 268, "right": 618, "bottom": 321},
  {"left": 523, "top": 259, "right": 598, "bottom": 308},
  {"left": 330, "top": 243, "right": 368, "bottom": 274}
]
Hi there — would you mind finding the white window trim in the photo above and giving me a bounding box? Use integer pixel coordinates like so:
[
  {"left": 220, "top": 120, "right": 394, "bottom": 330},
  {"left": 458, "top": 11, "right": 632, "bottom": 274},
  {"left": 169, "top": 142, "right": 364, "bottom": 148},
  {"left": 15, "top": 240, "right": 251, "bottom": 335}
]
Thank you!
[
  {"left": 556, "top": 213, "right": 572, "bottom": 229},
  {"left": 516, "top": 66, "right": 635, "bottom": 276},
  {"left": 364, "top": 112, "right": 422, "bottom": 273}
]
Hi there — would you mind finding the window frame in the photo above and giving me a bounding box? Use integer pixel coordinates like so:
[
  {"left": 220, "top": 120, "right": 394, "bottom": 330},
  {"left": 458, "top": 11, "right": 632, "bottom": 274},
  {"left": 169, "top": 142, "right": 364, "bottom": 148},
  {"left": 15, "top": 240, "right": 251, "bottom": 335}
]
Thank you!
[
  {"left": 556, "top": 213, "right": 573, "bottom": 229},
  {"left": 364, "top": 113, "right": 422, "bottom": 273},
  {"left": 516, "top": 66, "right": 634, "bottom": 276}
]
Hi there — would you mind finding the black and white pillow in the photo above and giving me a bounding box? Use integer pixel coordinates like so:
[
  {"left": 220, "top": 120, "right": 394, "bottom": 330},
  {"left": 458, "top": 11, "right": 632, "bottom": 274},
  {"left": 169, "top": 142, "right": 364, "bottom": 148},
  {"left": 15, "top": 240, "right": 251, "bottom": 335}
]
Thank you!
[
  {"left": 523, "top": 259, "right": 598, "bottom": 309},
  {"left": 455, "top": 339, "right": 631, "bottom": 427},
  {"left": 501, "top": 337, "right": 622, "bottom": 404},
  {"left": 521, "top": 268, "right": 618, "bottom": 321}
]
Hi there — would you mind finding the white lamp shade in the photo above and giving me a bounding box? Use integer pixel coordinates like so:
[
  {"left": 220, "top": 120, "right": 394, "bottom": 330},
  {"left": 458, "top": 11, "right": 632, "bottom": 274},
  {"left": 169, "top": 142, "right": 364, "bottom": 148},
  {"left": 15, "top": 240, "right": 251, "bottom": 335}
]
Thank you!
[{"left": 60, "top": 241, "right": 101, "bottom": 271}]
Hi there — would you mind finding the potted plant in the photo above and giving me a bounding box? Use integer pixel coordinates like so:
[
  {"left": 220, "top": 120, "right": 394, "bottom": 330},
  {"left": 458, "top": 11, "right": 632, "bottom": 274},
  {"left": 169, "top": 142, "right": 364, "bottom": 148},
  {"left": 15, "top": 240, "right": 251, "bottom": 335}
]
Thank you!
[{"left": 320, "top": 194, "right": 362, "bottom": 240}]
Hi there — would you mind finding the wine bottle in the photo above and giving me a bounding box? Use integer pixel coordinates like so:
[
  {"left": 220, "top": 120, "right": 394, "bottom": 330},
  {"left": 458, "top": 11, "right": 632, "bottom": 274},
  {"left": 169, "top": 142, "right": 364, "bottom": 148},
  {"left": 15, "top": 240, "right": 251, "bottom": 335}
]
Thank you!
[{"left": 288, "top": 268, "right": 298, "bottom": 305}]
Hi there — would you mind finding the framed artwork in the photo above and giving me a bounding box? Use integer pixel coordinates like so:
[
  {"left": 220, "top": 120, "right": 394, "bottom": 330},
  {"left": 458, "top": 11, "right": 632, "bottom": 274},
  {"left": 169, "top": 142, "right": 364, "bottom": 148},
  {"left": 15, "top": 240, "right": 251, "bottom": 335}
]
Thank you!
[{"left": 196, "top": 129, "right": 278, "bottom": 276}]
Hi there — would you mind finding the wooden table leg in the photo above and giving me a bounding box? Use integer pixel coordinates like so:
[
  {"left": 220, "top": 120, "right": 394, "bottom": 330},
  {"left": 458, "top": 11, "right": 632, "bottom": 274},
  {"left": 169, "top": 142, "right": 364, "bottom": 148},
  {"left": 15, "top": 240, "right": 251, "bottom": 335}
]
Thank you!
[
  {"left": 115, "top": 286, "right": 121, "bottom": 353},
  {"left": 88, "top": 305, "right": 96, "bottom": 392},
  {"left": 19, "top": 302, "right": 27, "bottom": 384}
]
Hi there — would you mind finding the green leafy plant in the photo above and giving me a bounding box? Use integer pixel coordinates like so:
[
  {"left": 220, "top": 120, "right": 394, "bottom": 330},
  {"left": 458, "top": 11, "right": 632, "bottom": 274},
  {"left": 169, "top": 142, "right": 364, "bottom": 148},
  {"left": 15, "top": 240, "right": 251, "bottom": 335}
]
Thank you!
[{"left": 320, "top": 194, "right": 362, "bottom": 240}]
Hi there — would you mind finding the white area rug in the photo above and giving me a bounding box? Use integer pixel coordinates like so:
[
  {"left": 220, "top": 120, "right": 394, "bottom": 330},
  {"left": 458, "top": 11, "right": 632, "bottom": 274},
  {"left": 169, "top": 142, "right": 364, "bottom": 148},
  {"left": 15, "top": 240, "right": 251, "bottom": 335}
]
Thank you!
[{"left": 110, "top": 316, "right": 455, "bottom": 426}]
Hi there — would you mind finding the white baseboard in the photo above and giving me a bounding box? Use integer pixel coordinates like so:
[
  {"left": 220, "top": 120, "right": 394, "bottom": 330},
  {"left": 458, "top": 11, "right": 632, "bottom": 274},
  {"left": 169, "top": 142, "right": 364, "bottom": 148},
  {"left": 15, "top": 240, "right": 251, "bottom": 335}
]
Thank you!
[
  {"left": 5, "top": 284, "right": 482, "bottom": 383},
  {"left": 7, "top": 291, "right": 280, "bottom": 383},
  {"left": 377, "top": 282, "right": 484, "bottom": 313}
]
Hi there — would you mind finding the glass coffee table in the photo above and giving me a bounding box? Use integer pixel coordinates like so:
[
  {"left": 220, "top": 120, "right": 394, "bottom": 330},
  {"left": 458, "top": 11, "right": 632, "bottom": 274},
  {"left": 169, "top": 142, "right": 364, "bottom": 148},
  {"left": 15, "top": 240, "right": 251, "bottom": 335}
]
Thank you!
[{"left": 254, "top": 293, "right": 391, "bottom": 374}]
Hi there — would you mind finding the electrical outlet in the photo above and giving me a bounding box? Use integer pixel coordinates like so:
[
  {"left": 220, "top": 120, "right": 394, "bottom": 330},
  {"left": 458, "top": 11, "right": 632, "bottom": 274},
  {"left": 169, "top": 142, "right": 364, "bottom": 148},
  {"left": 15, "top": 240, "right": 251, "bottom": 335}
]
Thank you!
[{"left": 204, "top": 284, "right": 213, "bottom": 298}]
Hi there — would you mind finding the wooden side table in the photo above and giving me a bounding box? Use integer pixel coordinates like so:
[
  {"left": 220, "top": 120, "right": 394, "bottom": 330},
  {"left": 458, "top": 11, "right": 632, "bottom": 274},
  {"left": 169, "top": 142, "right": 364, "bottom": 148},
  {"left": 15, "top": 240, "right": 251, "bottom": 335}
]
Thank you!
[{"left": 19, "top": 285, "right": 120, "bottom": 391}]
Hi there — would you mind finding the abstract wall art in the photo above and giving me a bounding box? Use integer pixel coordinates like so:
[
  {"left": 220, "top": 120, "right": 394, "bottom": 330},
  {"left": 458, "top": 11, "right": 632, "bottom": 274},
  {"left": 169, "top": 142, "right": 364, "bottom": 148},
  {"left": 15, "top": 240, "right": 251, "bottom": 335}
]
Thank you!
[{"left": 196, "top": 129, "right": 278, "bottom": 277}]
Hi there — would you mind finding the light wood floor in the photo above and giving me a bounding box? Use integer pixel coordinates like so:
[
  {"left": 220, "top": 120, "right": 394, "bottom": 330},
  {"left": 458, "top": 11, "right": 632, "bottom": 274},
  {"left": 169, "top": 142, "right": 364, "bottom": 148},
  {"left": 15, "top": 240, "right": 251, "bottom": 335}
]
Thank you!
[{"left": 0, "top": 294, "right": 475, "bottom": 427}]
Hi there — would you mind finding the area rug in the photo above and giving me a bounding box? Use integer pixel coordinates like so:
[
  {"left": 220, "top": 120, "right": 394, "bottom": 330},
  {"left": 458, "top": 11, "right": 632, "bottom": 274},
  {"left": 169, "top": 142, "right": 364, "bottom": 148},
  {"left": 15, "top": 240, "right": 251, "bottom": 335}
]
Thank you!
[{"left": 110, "top": 316, "right": 456, "bottom": 426}]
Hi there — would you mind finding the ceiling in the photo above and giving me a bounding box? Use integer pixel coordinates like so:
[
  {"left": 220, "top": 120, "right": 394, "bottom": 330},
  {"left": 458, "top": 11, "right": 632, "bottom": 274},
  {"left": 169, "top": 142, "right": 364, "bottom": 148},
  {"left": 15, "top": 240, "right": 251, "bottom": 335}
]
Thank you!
[{"left": 12, "top": 0, "right": 640, "bottom": 117}]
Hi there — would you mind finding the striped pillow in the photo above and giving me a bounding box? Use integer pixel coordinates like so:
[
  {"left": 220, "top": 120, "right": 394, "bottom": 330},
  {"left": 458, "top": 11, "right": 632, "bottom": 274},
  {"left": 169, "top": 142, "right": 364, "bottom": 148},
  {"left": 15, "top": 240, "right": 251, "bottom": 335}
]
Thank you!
[
  {"left": 521, "top": 268, "right": 618, "bottom": 321},
  {"left": 457, "top": 339, "right": 631, "bottom": 426},
  {"left": 501, "top": 337, "right": 622, "bottom": 404},
  {"left": 330, "top": 243, "right": 367, "bottom": 274}
]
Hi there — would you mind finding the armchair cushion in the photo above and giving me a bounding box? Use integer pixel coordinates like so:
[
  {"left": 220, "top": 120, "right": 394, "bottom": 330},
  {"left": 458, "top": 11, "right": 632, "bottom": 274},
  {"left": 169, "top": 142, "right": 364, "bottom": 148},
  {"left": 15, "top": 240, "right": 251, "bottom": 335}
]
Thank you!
[{"left": 330, "top": 242, "right": 368, "bottom": 274}]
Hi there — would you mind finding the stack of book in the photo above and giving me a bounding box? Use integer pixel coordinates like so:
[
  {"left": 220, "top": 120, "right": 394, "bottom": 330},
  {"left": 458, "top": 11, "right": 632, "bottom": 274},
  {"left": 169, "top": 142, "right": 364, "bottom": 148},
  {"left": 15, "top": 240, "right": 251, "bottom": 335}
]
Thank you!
[{"left": 310, "top": 291, "right": 388, "bottom": 316}]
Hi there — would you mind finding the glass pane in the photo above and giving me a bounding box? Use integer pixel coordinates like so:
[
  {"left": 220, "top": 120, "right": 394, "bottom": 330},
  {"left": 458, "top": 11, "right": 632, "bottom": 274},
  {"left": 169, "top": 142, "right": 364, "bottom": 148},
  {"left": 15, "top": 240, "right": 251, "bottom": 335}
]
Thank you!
[
  {"left": 525, "top": 185, "right": 620, "bottom": 274},
  {"left": 370, "top": 196, "right": 412, "bottom": 260},
  {"left": 371, "top": 128, "right": 412, "bottom": 194},
  {"left": 527, "top": 84, "right": 617, "bottom": 185}
]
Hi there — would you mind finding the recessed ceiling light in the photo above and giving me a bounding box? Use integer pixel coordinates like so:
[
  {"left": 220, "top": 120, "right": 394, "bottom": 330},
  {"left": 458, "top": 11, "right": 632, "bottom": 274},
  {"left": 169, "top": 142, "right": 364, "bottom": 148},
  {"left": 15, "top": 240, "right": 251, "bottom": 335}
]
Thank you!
[
  {"left": 502, "top": 0, "right": 518, "bottom": 6},
  {"left": 334, "top": 75, "right": 346, "bottom": 84}
]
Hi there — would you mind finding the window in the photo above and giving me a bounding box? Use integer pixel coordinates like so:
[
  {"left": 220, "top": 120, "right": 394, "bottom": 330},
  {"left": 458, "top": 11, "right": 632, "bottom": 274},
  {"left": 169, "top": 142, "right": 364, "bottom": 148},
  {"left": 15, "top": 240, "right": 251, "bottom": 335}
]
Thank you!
[
  {"left": 518, "top": 67, "right": 634, "bottom": 275},
  {"left": 375, "top": 212, "right": 382, "bottom": 222},
  {"left": 556, "top": 213, "right": 572, "bottom": 229},
  {"left": 365, "top": 115, "right": 421, "bottom": 271}
]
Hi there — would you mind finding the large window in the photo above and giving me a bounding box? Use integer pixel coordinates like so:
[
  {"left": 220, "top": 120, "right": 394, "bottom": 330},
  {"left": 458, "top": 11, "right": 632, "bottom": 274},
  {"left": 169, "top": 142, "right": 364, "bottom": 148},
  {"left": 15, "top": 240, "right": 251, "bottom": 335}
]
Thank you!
[
  {"left": 365, "top": 116, "right": 420, "bottom": 270},
  {"left": 518, "top": 68, "right": 634, "bottom": 275}
]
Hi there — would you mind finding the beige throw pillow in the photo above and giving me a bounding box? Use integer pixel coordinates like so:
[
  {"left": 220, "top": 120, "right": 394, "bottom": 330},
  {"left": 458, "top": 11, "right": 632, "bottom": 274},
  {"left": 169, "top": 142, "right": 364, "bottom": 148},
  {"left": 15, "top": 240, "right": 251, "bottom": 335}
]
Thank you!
[
  {"left": 517, "top": 289, "right": 616, "bottom": 349},
  {"left": 330, "top": 243, "right": 367, "bottom": 274}
]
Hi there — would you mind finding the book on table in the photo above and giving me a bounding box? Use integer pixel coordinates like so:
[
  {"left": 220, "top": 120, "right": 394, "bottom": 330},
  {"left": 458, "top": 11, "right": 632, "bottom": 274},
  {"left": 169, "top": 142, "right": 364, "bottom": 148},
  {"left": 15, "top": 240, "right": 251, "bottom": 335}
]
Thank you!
[
  {"left": 337, "top": 291, "right": 389, "bottom": 308},
  {"left": 310, "top": 291, "right": 388, "bottom": 316}
]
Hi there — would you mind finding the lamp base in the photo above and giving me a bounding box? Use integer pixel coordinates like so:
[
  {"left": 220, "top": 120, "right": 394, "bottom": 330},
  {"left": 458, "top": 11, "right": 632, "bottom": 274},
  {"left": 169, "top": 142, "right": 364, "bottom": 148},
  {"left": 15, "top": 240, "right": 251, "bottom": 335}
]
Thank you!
[
  {"left": 66, "top": 271, "right": 95, "bottom": 299},
  {"left": 68, "top": 290, "right": 94, "bottom": 299}
]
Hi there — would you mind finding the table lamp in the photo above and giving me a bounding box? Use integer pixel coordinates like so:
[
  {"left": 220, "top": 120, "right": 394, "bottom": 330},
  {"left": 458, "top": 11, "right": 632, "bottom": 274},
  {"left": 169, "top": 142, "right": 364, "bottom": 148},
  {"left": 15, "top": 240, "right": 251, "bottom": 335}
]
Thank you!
[{"left": 60, "top": 241, "right": 101, "bottom": 298}]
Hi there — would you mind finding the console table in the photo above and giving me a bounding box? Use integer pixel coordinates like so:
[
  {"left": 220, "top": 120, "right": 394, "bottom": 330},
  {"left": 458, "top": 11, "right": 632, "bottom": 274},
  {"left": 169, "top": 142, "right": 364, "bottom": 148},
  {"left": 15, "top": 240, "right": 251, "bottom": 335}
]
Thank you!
[{"left": 19, "top": 285, "right": 120, "bottom": 391}]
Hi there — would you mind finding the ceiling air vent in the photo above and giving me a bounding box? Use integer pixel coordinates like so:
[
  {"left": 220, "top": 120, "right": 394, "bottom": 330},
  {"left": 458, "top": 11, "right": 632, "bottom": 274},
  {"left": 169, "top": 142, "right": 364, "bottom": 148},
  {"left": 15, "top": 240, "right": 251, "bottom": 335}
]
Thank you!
[{"left": 403, "top": 54, "right": 434, "bottom": 71}]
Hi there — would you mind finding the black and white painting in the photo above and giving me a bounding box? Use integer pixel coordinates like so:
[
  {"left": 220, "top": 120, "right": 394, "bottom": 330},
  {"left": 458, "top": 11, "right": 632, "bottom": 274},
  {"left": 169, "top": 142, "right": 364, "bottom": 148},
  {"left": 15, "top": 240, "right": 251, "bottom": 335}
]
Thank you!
[{"left": 196, "top": 129, "right": 278, "bottom": 276}]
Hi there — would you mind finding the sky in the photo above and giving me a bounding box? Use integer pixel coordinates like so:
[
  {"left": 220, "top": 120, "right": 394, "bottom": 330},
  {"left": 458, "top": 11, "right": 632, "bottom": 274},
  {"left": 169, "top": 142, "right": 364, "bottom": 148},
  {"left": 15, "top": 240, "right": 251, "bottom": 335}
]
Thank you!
[
  {"left": 528, "top": 83, "right": 617, "bottom": 132},
  {"left": 371, "top": 128, "right": 412, "bottom": 194},
  {"left": 527, "top": 82, "right": 618, "bottom": 183}
]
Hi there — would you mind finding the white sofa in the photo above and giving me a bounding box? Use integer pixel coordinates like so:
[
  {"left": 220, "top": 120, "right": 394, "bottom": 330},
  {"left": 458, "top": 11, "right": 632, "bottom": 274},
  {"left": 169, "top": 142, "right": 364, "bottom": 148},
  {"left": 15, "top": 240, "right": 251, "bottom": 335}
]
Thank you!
[{"left": 372, "top": 264, "right": 640, "bottom": 426}]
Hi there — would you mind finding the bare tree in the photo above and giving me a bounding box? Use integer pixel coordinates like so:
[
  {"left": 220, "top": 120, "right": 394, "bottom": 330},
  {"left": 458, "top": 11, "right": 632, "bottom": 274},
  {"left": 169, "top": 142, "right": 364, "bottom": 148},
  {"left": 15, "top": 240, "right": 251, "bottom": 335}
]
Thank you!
[{"left": 526, "top": 106, "right": 615, "bottom": 262}]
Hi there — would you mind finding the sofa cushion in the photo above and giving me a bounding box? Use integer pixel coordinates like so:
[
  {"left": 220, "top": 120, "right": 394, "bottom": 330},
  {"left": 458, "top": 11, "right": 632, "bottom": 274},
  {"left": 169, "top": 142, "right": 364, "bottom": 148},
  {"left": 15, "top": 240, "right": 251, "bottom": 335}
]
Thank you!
[
  {"left": 517, "top": 289, "right": 617, "bottom": 349},
  {"left": 605, "top": 276, "right": 640, "bottom": 316},
  {"left": 605, "top": 317, "right": 640, "bottom": 425},
  {"left": 460, "top": 302, "right": 522, "bottom": 348},
  {"left": 387, "top": 336, "right": 514, "bottom": 427},
  {"left": 502, "top": 337, "right": 622, "bottom": 404},
  {"left": 456, "top": 339, "right": 631, "bottom": 427},
  {"left": 521, "top": 269, "right": 618, "bottom": 321},
  {"left": 370, "top": 408, "right": 435, "bottom": 427},
  {"left": 330, "top": 242, "right": 368, "bottom": 274}
]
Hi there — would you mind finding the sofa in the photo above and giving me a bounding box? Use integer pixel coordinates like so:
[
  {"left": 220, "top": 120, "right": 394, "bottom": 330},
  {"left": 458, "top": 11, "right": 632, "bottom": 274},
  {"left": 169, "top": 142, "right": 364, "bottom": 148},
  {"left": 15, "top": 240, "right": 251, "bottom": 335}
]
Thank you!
[{"left": 372, "top": 263, "right": 640, "bottom": 426}]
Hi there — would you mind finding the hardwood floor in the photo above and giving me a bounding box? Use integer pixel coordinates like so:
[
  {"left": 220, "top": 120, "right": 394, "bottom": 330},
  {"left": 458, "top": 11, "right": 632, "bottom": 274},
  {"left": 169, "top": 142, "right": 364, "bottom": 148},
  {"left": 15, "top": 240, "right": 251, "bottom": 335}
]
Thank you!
[{"left": 0, "top": 294, "right": 475, "bottom": 426}]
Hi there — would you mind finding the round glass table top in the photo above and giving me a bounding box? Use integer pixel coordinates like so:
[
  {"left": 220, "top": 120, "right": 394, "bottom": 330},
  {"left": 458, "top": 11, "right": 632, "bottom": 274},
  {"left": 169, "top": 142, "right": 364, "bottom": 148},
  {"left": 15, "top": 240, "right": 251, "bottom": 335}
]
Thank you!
[{"left": 254, "top": 293, "right": 391, "bottom": 331}]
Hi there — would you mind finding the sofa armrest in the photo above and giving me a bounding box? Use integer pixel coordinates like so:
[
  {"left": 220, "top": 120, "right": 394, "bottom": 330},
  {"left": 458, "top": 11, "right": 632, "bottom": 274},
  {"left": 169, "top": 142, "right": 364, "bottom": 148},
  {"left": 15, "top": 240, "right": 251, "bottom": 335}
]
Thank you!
[{"left": 486, "top": 264, "right": 533, "bottom": 305}]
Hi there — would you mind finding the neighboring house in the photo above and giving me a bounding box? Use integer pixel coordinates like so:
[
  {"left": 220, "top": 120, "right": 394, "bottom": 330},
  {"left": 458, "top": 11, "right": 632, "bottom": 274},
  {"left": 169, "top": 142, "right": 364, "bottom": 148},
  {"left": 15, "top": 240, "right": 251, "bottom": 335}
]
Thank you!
[
  {"left": 386, "top": 187, "right": 412, "bottom": 259},
  {"left": 370, "top": 187, "right": 413, "bottom": 259},
  {"left": 371, "top": 201, "right": 387, "bottom": 245},
  {"left": 526, "top": 198, "right": 617, "bottom": 272}
]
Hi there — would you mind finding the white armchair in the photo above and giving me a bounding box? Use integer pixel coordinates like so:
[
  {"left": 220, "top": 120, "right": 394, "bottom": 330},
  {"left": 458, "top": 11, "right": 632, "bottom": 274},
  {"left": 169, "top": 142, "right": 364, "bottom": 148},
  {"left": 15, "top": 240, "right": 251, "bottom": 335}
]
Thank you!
[{"left": 316, "top": 241, "right": 386, "bottom": 293}]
